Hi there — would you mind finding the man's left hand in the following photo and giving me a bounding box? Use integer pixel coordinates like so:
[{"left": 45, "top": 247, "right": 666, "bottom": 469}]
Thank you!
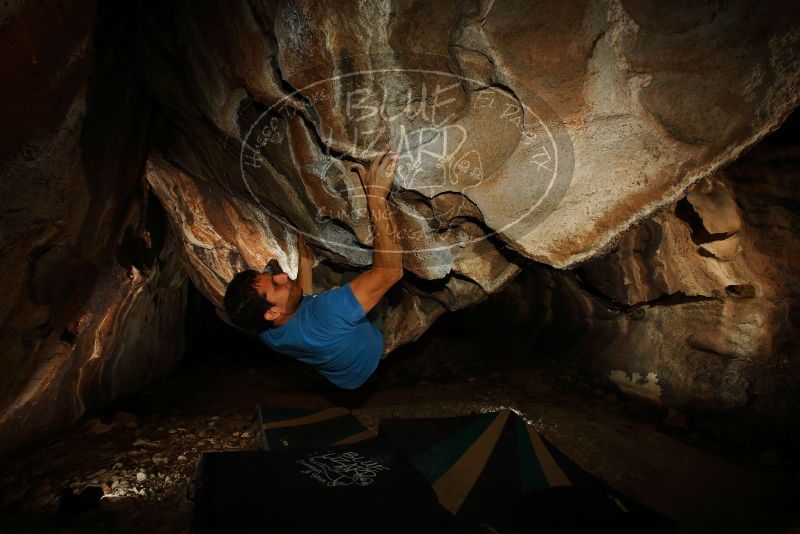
[{"left": 297, "top": 234, "right": 313, "bottom": 262}]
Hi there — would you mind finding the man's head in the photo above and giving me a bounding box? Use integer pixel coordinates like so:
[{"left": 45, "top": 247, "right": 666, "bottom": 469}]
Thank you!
[{"left": 223, "top": 263, "right": 303, "bottom": 332}]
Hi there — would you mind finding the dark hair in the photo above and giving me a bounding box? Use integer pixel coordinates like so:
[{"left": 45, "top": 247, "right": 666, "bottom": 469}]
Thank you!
[{"left": 223, "top": 269, "right": 273, "bottom": 332}]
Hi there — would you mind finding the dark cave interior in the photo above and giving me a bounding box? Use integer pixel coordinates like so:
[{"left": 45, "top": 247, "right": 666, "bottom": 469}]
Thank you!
[{"left": 1, "top": 1, "right": 800, "bottom": 532}]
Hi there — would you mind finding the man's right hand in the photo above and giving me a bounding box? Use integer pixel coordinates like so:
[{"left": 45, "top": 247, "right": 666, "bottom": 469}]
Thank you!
[
  {"left": 350, "top": 144, "right": 398, "bottom": 200},
  {"left": 346, "top": 143, "right": 403, "bottom": 315}
]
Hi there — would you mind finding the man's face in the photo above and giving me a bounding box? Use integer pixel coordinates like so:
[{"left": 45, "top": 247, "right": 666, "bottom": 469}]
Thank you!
[{"left": 252, "top": 271, "right": 303, "bottom": 323}]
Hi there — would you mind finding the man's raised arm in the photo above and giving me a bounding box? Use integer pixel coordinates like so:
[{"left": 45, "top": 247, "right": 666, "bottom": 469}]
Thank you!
[
  {"left": 296, "top": 234, "right": 314, "bottom": 295},
  {"left": 348, "top": 145, "right": 403, "bottom": 314}
]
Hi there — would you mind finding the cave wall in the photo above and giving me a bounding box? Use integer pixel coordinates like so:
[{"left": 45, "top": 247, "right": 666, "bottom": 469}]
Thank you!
[
  {"left": 495, "top": 119, "right": 800, "bottom": 425},
  {"left": 0, "top": 2, "right": 188, "bottom": 458},
  {"left": 135, "top": 0, "right": 799, "bottom": 353},
  {"left": 1, "top": 0, "right": 800, "bottom": 458},
  {"left": 135, "top": 0, "right": 800, "bottom": 424}
]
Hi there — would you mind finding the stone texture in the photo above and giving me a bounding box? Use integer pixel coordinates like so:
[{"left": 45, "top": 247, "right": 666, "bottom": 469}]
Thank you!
[
  {"left": 488, "top": 120, "right": 800, "bottom": 423},
  {"left": 2, "top": 0, "right": 800, "bottom": 458},
  {"left": 0, "top": 2, "right": 188, "bottom": 459},
  {"left": 135, "top": 0, "right": 798, "bottom": 351},
  {"left": 134, "top": 0, "right": 800, "bottom": 428}
]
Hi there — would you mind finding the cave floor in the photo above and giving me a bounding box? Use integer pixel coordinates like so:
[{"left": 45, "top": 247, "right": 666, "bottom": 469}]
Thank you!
[{"left": 1, "top": 335, "right": 798, "bottom": 534}]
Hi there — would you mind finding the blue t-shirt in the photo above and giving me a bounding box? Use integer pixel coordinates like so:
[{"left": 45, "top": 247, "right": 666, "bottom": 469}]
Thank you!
[{"left": 259, "top": 284, "right": 383, "bottom": 389}]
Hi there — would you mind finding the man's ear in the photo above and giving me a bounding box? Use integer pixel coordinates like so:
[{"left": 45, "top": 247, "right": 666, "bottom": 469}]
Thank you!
[{"left": 264, "top": 308, "right": 280, "bottom": 322}]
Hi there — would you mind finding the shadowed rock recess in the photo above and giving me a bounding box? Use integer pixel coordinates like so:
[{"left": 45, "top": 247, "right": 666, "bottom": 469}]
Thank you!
[{"left": 1, "top": 0, "right": 800, "bottom": 457}]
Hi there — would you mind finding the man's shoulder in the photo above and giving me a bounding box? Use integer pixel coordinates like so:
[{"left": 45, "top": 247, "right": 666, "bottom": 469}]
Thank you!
[
  {"left": 316, "top": 283, "right": 350, "bottom": 295},
  {"left": 307, "top": 284, "right": 352, "bottom": 305},
  {"left": 305, "top": 283, "right": 365, "bottom": 330}
]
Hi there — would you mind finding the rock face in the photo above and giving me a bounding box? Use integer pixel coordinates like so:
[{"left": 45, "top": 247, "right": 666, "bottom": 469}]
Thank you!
[
  {"left": 587, "top": 124, "right": 800, "bottom": 420},
  {"left": 486, "top": 118, "right": 800, "bottom": 423},
  {"left": 137, "top": 0, "right": 799, "bottom": 350},
  {"left": 1, "top": 0, "right": 799, "bottom": 458},
  {"left": 583, "top": 164, "right": 796, "bottom": 413},
  {"left": 0, "top": 2, "right": 188, "bottom": 458}
]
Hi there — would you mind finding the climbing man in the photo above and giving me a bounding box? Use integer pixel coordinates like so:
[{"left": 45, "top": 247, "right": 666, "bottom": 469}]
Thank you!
[{"left": 223, "top": 145, "right": 403, "bottom": 389}]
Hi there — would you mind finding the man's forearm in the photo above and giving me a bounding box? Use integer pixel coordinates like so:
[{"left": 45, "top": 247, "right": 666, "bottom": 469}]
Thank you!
[
  {"left": 366, "top": 197, "right": 402, "bottom": 273},
  {"left": 298, "top": 253, "right": 313, "bottom": 294},
  {"left": 296, "top": 236, "right": 314, "bottom": 294}
]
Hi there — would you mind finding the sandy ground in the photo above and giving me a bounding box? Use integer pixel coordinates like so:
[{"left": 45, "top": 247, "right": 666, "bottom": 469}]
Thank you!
[{"left": 1, "top": 329, "right": 798, "bottom": 533}]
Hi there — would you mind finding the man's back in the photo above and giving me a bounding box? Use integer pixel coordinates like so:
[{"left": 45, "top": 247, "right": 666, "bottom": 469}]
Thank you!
[{"left": 260, "top": 284, "right": 383, "bottom": 389}]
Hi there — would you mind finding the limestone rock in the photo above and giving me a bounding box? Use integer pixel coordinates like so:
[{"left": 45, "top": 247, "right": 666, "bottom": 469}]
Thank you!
[
  {"left": 2, "top": 0, "right": 800, "bottom": 459},
  {"left": 503, "top": 123, "right": 800, "bottom": 423},
  {"left": 135, "top": 0, "right": 798, "bottom": 349},
  {"left": 0, "top": 2, "right": 188, "bottom": 459}
]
